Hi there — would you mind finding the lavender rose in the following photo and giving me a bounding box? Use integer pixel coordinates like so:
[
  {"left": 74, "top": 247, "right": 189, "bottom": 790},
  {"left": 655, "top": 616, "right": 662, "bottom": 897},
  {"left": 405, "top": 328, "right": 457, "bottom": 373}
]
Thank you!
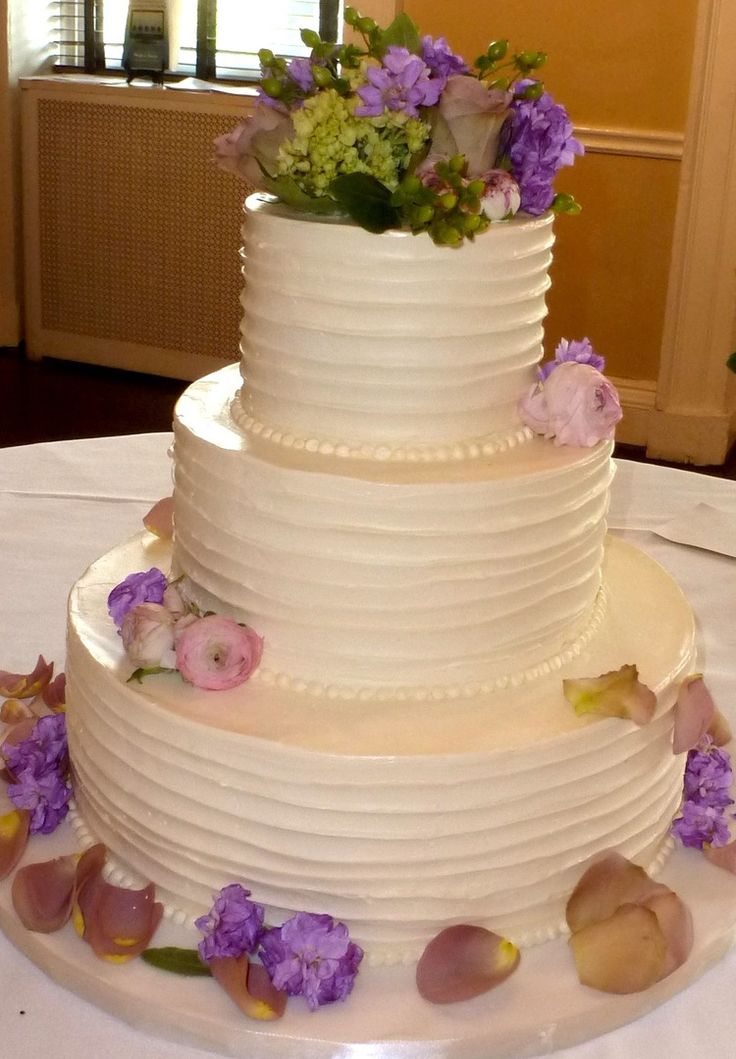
[
  {"left": 519, "top": 361, "right": 622, "bottom": 447},
  {"left": 422, "top": 75, "right": 512, "bottom": 179},
  {"left": 175, "top": 614, "right": 263, "bottom": 691},
  {"left": 120, "top": 603, "right": 177, "bottom": 669},
  {"left": 107, "top": 567, "right": 168, "bottom": 629},
  {"left": 214, "top": 106, "right": 294, "bottom": 187}
]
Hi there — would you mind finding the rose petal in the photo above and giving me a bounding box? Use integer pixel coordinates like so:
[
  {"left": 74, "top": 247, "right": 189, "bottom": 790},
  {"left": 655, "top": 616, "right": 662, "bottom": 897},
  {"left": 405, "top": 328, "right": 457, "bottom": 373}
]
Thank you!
[
  {"left": 0, "top": 809, "right": 31, "bottom": 879},
  {"left": 563, "top": 664, "right": 657, "bottom": 726},
  {"left": 143, "top": 496, "right": 174, "bottom": 540},
  {"left": 673, "top": 675, "right": 716, "bottom": 754},
  {"left": 73, "top": 843, "right": 162, "bottom": 961},
  {"left": 708, "top": 707, "right": 733, "bottom": 748},
  {"left": 210, "top": 955, "right": 287, "bottom": 1020},
  {"left": 0, "top": 698, "right": 35, "bottom": 724},
  {"left": 569, "top": 903, "right": 668, "bottom": 994},
  {"left": 566, "top": 852, "right": 670, "bottom": 934},
  {"left": 703, "top": 840, "right": 736, "bottom": 873},
  {"left": 415, "top": 924, "right": 520, "bottom": 1004},
  {"left": 642, "top": 890, "right": 694, "bottom": 978},
  {"left": 0, "top": 656, "right": 54, "bottom": 699},
  {"left": 42, "top": 673, "right": 66, "bottom": 712},
  {"left": 1, "top": 716, "right": 39, "bottom": 775},
  {"left": 12, "top": 854, "right": 78, "bottom": 931}
]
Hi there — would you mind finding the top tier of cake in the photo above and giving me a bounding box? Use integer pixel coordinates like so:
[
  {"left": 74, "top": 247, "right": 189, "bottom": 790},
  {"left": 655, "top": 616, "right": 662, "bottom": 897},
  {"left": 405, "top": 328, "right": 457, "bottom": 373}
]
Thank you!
[{"left": 236, "top": 194, "right": 554, "bottom": 462}]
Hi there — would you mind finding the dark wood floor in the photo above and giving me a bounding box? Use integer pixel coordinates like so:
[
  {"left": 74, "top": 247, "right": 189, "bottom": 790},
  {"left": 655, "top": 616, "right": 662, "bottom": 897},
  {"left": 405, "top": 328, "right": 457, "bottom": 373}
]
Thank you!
[{"left": 1, "top": 345, "right": 735, "bottom": 479}]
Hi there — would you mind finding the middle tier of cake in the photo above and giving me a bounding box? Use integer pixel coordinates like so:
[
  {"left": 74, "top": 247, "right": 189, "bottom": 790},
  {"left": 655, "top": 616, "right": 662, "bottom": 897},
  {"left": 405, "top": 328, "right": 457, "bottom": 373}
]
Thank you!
[{"left": 172, "top": 367, "right": 615, "bottom": 694}]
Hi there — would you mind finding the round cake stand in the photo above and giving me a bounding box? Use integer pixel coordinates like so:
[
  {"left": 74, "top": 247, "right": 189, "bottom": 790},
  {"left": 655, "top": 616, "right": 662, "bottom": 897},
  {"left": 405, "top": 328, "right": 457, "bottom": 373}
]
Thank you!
[{"left": 2, "top": 824, "right": 736, "bottom": 1059}]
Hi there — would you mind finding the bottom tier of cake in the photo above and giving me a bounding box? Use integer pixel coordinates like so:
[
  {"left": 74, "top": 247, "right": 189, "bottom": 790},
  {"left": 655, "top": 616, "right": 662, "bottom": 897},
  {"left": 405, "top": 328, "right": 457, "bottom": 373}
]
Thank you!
[{"left": 65, "top": 533, "right": 695, "bottom": 964}]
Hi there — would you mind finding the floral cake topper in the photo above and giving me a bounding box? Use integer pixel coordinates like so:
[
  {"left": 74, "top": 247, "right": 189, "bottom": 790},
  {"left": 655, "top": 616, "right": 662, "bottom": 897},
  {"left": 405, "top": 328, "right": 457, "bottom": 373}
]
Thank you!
[{"left": 215, "top": 7, "right": 582, "bottom": 245}]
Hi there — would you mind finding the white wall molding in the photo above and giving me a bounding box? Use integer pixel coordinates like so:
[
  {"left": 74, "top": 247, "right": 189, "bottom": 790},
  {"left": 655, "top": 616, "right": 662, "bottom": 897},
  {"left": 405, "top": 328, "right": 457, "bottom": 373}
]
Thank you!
[
  {"left": 575, "top": 126, "right": 683, "bottom": 160},
  {"left": 649, "top": 0, "right": 736, "bottom": 464}
]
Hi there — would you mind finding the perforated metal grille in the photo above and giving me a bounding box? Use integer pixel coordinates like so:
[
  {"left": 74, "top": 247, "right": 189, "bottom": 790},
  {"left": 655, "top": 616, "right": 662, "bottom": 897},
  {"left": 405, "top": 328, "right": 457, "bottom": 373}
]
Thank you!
[{"left": 37, "top": 97, "right": 249, "bottom": 361}]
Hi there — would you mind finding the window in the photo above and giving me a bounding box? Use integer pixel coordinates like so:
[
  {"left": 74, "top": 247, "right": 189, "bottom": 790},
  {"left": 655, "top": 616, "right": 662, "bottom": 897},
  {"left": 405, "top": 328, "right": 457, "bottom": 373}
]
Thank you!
[{"left": 53, "top": 1, "right": 342, "bottom": 81}]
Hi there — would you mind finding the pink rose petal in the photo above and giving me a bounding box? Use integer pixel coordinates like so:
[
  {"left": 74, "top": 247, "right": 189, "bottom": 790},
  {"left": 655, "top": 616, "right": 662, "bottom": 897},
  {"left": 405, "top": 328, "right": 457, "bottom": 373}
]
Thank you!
[
  {"left": 210, "top": 956, "right": 288, "bottom": 1020},
  {"left": 415, "top": 924, "right": 520, "bottom": 1004},
  {"left": 672, "top": 675, "right": 716, "bottom": 754},
  {"left": 569, "top": 904, "right": 667, "bottom": 994},
  {"left": 42, "top": 673, "right": 66, "bottom": 712},
  {"left": 643, "top": 889, "right": 694, "bottom": 978},
  {"left": 0, "top": 655, "right": 54, "bottom": 699},
  {"left": 566, "top": 851, "right": 670, "bottom": 934},
  {"left": 708, "top": 707, "right": 733, "bottom": 747},
  {"left": 12, "top": 854, "right": 78, "bottom": 932},
  {"left": 563, "top": 664, "right": 657, "bottom": 726},
  {"left": 0, "top": 809, "right": 31, "bottom": 880},
  {"left": 143, "top": 496, "right": 175, "bottom": 540},
  {"left": 0, "top": 697, "right": 35, "bottom": 724},
  {"left": 704, "top": 840, "right": 736, "bottom": 873}
]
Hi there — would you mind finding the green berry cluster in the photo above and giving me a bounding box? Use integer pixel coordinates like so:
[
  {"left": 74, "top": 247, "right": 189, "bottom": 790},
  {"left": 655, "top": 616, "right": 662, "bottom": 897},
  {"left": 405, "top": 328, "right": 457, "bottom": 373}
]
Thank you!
[
  {"left": 391, "top": 158, "right": 490, "bottom": 247},
  {"left": 475, "top": 39, "right": 547, "bottom": 99}
]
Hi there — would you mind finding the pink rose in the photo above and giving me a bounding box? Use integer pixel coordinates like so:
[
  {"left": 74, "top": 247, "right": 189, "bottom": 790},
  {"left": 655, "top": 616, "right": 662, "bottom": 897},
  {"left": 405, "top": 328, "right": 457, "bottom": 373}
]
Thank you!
[
  {"left": 423, "top": 75, "right": 512, "bottom": 178},
  {"left": 121, "top": 603, "right": 176, "bottom": 669},
  {"left": 519, "top": 361, "right": 622, "bottom": 447},
  {"left": 214, "top": 107, "right": 294, "bottom": 187},
  {"left": 175, "top": 615, "right": 263, "bottom": 691}
]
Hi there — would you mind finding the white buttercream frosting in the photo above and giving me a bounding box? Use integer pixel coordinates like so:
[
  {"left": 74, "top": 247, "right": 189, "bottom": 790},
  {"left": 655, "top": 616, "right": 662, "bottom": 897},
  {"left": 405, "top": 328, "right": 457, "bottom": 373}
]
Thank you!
[
  {"left": 65, "top": 534, "right": 694, "bottom": 964},
  {"left": 238, "top": 195, "right": 554, "bottom": 452}
]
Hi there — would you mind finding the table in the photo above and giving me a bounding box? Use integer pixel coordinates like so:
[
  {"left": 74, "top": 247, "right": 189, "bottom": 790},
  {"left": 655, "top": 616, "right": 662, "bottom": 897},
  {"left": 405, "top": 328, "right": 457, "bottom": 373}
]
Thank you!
[{"left": 1, "top": 433, "right": 735, "bottom": 1059}]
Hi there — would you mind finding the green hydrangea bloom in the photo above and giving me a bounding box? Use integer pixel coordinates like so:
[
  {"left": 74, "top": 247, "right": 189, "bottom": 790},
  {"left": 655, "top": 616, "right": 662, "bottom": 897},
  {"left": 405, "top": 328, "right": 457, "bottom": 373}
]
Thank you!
[{"left": 276, "top": 89, "right": 430, "bottom": 197}]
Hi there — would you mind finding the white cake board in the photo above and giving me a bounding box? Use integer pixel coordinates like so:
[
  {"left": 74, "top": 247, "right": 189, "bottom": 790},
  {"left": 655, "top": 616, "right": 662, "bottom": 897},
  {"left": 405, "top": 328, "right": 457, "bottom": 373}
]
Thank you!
[{"left": 2, "top": 822, "right": 736, "bottom": 1059}]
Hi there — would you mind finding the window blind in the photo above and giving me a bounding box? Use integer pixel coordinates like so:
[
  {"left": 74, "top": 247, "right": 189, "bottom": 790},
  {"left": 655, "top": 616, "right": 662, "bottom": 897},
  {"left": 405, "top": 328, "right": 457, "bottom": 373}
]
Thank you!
[{"left": 51, "top": 0, "right": 341, "bottom": 79}]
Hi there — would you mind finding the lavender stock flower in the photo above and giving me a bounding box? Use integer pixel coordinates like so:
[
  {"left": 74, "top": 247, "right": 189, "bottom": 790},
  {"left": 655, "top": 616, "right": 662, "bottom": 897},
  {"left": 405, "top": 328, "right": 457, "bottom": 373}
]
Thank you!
[
  {"left": 195, "top": 883, "right": 265, "bottom": 961},
  {"left": 259, "top": 911, "right": 364, "bottom": 1010},
  {"left": 8, "top": 767, "right": 72, "bottom": 835},
  {"left": 355, "top": 46, "right": 441, "bottom": 118},
  {"left": 501, "top": 81, "right": 583, "bottom": 215},
  {"left": 107, "top": 567, "right": 168, "bottom": 629},
  {"left": 538, "top": 337, "right": 605, "bottom": 381},
  {"left": 4, "top": 713, "right": 68, "bottom": 776},
  {"left": 671, "top": 800, "right": 732, "bottom": 849},
  {"left": 421, "top": 35, "right": 469, "bottom": 85}
]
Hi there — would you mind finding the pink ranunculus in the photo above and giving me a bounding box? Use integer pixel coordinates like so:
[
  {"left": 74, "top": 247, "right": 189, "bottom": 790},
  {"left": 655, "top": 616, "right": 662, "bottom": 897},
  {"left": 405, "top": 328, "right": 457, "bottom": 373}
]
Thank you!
[
  {"left": 120, "top": 603, "right": 176, "bottom": 669},
  {"left": 519, "top": 361, "right": 622, "bottom": 447},
  {"left": 175, "top": 615, "right": 263, "bottom": 691},
  {"left": 425, "top": 75, "right": 512, "bottom": 178},
  {"left": 214, "top": 107, "right": 294, "bottom": 188}
]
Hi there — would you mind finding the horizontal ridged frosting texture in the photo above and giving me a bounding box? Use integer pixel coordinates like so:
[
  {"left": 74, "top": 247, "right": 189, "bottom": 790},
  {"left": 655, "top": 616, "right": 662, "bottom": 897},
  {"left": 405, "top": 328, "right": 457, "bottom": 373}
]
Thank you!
[
  {"left": 173, "top": 369, "right": 614, "bottom": 690},
  {"left": 65, "top": 535, "right": 695, "bottom": 963},
  {"left": 238, "top": 195, "right": 554, "bottom": 451}
]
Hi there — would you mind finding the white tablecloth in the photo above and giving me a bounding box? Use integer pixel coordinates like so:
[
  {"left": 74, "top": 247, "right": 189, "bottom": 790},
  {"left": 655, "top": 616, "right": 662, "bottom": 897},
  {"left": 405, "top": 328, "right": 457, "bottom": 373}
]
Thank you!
[{"left": 0, "top": 433, "right": 735, "bottom": 1059}]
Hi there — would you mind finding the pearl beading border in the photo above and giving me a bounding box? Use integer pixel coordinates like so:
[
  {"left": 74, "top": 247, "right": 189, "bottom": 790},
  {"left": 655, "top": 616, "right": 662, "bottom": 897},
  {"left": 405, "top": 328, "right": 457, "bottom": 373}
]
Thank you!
[
  {"left": 230, "top": 396, "right": 534, "bottom": 464},
  {"left": 247, "top": 584, "right": 609, "bottom": 704}
]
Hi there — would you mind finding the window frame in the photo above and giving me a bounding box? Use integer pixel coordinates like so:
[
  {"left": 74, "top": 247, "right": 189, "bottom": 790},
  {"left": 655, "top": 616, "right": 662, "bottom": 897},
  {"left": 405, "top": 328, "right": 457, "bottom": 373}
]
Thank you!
[{"left": 57, "top": 0, "right": 343, "bottom": 83}]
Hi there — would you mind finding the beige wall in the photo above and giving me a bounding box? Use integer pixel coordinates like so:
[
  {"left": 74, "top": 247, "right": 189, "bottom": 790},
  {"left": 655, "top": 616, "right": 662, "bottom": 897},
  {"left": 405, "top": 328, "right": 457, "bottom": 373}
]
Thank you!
[{"left": 405, "top": 0, "right": 699, "bottom": 384}]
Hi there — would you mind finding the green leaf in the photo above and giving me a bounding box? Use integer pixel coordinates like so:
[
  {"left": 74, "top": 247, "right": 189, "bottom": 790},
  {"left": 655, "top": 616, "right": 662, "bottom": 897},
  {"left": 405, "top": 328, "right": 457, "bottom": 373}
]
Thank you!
[
  {"left": 127, "top": 666, "right": 176, "bottom": 684},
  {"left": 141, "top": 947, "right": 213, "bottom": 976},
  {"left": 728, "top": 351, "right": 736, "bottom": 373},
  {"left": 329, "top": 173, "right": 400, "bottom": 233},
  {"left": 378, "top": 13, "right": 422, "bottom": 56},
  {"left": 261, "top": 173, "right": 340, "bottom": 215}
]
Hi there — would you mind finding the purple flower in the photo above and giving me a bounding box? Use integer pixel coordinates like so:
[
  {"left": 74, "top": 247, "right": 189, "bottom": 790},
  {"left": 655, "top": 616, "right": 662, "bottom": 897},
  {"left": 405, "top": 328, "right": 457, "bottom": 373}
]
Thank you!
[
  {"left": 259, "top": 911, "right": 364, "bottom": 1010},
  {"left": 4, "top": 714, "right": 68, "bottom": 777},
  {"left": 501, "top": 81, "right": 583, "bottom": 215},
  {"left": 287, "top": 56, "right": 314, "bottom": 93},
  {"left": 195, "top": 883, "right": 265, "bottom": 961},
  {"left": 107, "top": 568, "right": 168, "bottom": 629},
  {"left": 355, "top": 47, "right": 441, "bottom": 118},
  {"left": 671, "top": 800, "right": 732, "bottom": 849},
  {"left": 420, "top": 35, "right": 469, "bottom": 86},
  {"left": 683, "top": 740, "right": 734, "bottom": 809},
  {"left": 539, "top": 337, "right": 606, "bottom": 381},
  {"left": 8, "top": 767, "right": 72, "bottom": 835}
]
